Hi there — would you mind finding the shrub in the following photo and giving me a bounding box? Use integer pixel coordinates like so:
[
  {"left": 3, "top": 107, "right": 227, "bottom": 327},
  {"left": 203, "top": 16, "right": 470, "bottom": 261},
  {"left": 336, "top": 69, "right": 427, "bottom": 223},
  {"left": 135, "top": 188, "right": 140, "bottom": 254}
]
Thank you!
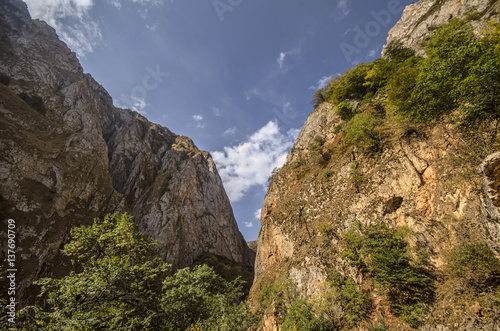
[
  {"left": 349, "top": 162, "right": 364, "bottom": 192},
  {"left": 281, "top": 300, "right": 328, "bottom": 331},
  {"left": 322, "top": 169, "right": 333, "bottom": 181},
  {"left": 328, "top": 269, "right": 371, "bottom": 326},
  {"left": 448, "top": 243, "right": 500, "bottom": 292},
  {"left": 311, "top": 88, "right": 326, "bottom": 108},
  {"left": 342, "top": 222, "right": 435, "bottom": 327},
  {"left": 325, "top": 62, "right": 373, "bottom": 103},
  {"left": 384, "top": 40, "right": 416, "bottom": 63},
  {"left": 335, "top": 101, "right": 356, "bottom": 121},
  {"left": 343, "top": 112, "right": 381, "bottom": 152}
]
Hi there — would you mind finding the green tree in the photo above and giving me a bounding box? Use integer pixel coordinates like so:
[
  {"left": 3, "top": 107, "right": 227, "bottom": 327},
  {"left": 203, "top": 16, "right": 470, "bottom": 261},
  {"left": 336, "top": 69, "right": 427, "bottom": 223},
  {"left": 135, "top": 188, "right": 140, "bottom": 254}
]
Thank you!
[
  {"left": 161, "top": 264, "right": 245, "bottom": 330},
  {"left": 36, "top": 213, "right": 170, "bottom": 330},
  {"left": 281, "top": 300, "right": 327, "bottom": 331},
  {"left": 343, "top": 222, "right": 435, "bottom": 327},
  {"left": 27, "top": 213, "right": 254, "bottom": 330},
  {"left": 325, "top": 63, "right": 373, "bottom": 103}
]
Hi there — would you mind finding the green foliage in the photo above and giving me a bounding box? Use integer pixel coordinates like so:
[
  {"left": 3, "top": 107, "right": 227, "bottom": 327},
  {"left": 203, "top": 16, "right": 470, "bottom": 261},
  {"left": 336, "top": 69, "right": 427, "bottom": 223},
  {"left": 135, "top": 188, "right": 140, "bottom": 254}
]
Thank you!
[
  {"left": 349, "top": 162, "right": 365, "bottom": 192},
  {"left": 325, "top": 63, "right": 373, "bottom": 103},
  {"left": 448, "top": 243, "right": 500, "bottom": 292},
  {"left": 193, "top": 253, "right": 255, "bottom": 299},
  {"left": 328, "top": 269, "right": 371, "bottom": 326},
  {"left": 24, "top": 213, "right": 254, "bottom": 330},
  {"left": 162, "top": 264, "right": 245, "bottom": 330},
  {"left": 18, "top": 92, "right": 46, "bottom": 115},
  {"left": 322, "top": 169, "right": 333, "bottom": 181},
  {"left": 308, "top": 136, "right": 330, "bottom": 167},
  {"left": 368, "top": 316, "right": 388, "bottom": 331},
  {"left": 311, "top": 88, "right": 326, "bottom": 108},
  {"left": 343, "top": 222, "right": 435, "bottom": 328},
  {"left": 35, "top": 212, "right": 169, "bottom": 330},
  {"left": 268, "top": 166, "right": 281, "bottom": 184},
  {"left": 281, "top": 300, "right": 328, "bottom": 331},
  {"left": 343, "top": 112, "right": 381, "bottom": 152},
  {"left": 386, "top": 58, "right": 421, "bottom": 110},
  {"left": 0, "top": 73, "right": 10, "bottom": 86},
  {"left": 384, "top": 40, "right": 416, "bottom": 63},
  {"left": 335, "top": 101, "right": 356, "bottom": 121},
  {"left": 393, "top": 19, "right": 500, "bottom": 127}
]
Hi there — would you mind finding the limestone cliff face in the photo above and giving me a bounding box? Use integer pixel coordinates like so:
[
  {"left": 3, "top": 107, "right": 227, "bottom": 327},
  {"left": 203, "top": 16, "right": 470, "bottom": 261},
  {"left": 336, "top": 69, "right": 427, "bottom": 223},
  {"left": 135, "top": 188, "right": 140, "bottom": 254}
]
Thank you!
[
  {"left": 252, "top": 100, "right": 500, "bottom": 329},
  {"left": 383, "top": 0, "right": 500, "bottom": 56},
  {"left": 0, "top": 0, "right": 254, "bottom": 303},
  {"left": 251, "top": 1, "right": 500, "bottom": 329}
]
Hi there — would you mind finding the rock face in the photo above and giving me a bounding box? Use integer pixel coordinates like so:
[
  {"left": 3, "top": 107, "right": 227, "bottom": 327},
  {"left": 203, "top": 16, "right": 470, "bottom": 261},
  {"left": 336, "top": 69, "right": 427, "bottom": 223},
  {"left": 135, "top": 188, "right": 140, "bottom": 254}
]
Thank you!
[
  {"left": 252, "top": 100, "right": 500, "bottom": 329},
  {"left": 0, "top": 0, "right": 254, "bottom": 303},
  {"left": 251, "top": 1, "right": 500, "bottom": 329},
  {"left": 383, "top": 0, "right": 500, "bottom": 56}
]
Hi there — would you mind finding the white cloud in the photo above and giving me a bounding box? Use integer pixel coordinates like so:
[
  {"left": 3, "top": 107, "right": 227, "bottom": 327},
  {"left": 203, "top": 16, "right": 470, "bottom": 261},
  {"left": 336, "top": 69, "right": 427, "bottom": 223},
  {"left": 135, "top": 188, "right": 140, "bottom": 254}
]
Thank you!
[
  {"left": 24, "top": 0, "right": 162, "bottom": 57},
  {"left": 276, "top": 49, "right": 300, "bottom": 69},
  {"left": 277, "top": 52, "right": 286, "bottom": 68},
  {"left": 367, "top": 48, "right": 379, "bottom": 58},
  {"left": 114, "top": 94, "right": 148, "bottom": 114},
  {"left": 332, "top": 0, "right": 350, "bottom": 21},
  {"left": 192, "top": 115, "right": 203, "bottom": 121},
  {"left": 24, "top": 0, "right": 101, "bottom": 57},
  {"left": 309, "top": 74, "right": 337, "bottom": 90},
  {"left": 242, "top": 221, "right": 254, "bottom": 228},
  {"left": 222, "top": 127, "right": 237, "bottom": 137},
  {"left": 211, "top": 106, "right": 222, "bottom": 117},
  {"left": 254, "top": 208, "right": 262, "bottom": 220},
  {"left": 212, "top": 121, "right": 299, "bottom": 203}
]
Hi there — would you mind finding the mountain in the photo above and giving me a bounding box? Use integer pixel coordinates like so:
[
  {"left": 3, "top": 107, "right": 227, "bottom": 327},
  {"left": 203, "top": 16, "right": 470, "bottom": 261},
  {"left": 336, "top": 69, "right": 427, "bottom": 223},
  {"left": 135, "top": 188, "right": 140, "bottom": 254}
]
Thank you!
[
  {"left": 0, "top": 0, "right": 254, "bottom": 304},
  {"left": 250, "top": 0, "right": 500, "bottom": 330}
]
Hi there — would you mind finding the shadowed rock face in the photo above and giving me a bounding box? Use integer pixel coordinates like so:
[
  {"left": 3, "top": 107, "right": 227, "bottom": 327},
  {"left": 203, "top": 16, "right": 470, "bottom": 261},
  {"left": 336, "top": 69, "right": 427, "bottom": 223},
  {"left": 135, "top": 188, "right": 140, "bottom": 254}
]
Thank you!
[{"left": 0, "top": 0, "right": 254, "bottom": 303}]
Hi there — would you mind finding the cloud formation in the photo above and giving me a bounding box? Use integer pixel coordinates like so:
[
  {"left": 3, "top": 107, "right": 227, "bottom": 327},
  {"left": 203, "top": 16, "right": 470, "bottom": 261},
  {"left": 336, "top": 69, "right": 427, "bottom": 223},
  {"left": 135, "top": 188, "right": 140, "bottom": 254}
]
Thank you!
[
  {"left": 309, "top": 74, "right": 336, "bottom": 90},
  {"left": 24, "top": 0, "right": 101, "bottom": 57},
  {"left": 212, "top": 121, "right": 298, "bottom": 202},
  {"left": 277, "top": 52, "right": 287, "bottom": 68},
  {"left": 242, "top": 221, "right": 254, "bottom": 228},
  {"left": 330, "top": 0, "right": 350, "bottom": 22},
  {"left": 24, "top": 0, "right": 162, "bottom": 57}
]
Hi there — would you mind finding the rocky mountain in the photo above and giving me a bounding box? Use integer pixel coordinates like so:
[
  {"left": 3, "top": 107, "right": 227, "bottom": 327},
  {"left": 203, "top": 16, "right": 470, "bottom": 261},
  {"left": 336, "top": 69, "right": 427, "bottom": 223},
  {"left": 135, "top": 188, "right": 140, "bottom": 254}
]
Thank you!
[
  {"left": 0, "top": 0, "right": 254, "bottom": 304},
  {"left": 250, "top": 0, "right": 500, "bottom": 330},
  {"left": 383, "top": 0, "right": 500, "bottom": 56}
]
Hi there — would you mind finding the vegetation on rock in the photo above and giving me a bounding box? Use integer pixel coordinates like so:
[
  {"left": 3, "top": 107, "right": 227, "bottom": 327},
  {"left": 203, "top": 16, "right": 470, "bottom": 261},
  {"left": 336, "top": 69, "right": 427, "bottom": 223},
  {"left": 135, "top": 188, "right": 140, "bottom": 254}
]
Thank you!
[{"left": 8, "top": 213, "right": 256, "bottom": 330}]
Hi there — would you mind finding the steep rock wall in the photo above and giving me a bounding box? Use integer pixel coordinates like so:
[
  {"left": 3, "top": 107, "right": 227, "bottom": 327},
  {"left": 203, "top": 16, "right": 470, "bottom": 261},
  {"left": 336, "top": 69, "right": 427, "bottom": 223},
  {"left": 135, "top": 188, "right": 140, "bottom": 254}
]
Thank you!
[
  {"left": 0, "top": 0, "right": 254, "bottom": 303},
  {"left": 383, "top": 0, "right": 500, "bottom": 56},
  {"left": 251, "top": 99, "right": 500, "bottom": 329}
]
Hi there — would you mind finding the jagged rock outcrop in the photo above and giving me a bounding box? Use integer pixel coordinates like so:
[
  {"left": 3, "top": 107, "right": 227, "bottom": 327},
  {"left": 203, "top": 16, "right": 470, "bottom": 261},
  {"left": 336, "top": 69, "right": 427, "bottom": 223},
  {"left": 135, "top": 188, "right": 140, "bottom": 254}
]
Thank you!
[
  {"left": 251, "top": 1, "right": 500, "bottom": 329},
  {"left": 383, "top": 0, "right": 500, "bottom": 56},
  {"left": 252, "top": 100, "right": 500, "bottom": 329},
  {"left": 0, "top": 0, "right": 254, "bottom": 304}
]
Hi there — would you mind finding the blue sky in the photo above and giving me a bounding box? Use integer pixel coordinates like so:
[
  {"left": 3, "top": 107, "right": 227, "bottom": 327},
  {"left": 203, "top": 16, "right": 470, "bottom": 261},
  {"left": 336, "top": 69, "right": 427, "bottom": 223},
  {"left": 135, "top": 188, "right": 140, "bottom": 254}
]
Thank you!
[{"left": 24, "top": 0, "right": 411, "bottom": 241}]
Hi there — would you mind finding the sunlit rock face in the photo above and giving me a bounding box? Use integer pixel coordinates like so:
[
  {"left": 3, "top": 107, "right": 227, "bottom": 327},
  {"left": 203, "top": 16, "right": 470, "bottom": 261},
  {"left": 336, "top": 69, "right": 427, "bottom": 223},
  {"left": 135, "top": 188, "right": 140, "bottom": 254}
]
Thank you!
[
  {"left": 383, "top": 0, "right": 500, "bottom": 56},
  {"left": 0, "top": 0, "right": 254, "bottom": 303}
]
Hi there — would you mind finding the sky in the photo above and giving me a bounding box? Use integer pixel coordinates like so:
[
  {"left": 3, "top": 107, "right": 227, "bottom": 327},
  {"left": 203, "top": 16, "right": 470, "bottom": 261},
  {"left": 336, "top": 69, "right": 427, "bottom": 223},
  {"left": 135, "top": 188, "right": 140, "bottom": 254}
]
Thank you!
[{"left": 23, "top": 0, "right": 411, "bottom": 241}]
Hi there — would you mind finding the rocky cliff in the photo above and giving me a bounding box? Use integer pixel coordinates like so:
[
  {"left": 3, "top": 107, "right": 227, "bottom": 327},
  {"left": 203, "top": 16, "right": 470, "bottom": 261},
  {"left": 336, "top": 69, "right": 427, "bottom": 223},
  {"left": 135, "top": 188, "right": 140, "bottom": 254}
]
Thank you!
[
  {"left": 251, "top": 0, "right": 500, "bottom": 329},
  {"left": 0, "top": 0, "right": 254, "bottom": 304},
  {"left": 383, "top": 0, "right": 500, "bottom": 56}
]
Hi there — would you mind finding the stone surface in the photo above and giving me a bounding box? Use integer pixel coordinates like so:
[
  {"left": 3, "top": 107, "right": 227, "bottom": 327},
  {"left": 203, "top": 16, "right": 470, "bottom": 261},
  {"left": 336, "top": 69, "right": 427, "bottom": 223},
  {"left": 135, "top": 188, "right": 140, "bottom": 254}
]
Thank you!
[
  {"left": 0, "top": 0, "right": 254, "bottom": 304},
  {"left": 383, "top": 0, "right": 500, "bottom": 56}
]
